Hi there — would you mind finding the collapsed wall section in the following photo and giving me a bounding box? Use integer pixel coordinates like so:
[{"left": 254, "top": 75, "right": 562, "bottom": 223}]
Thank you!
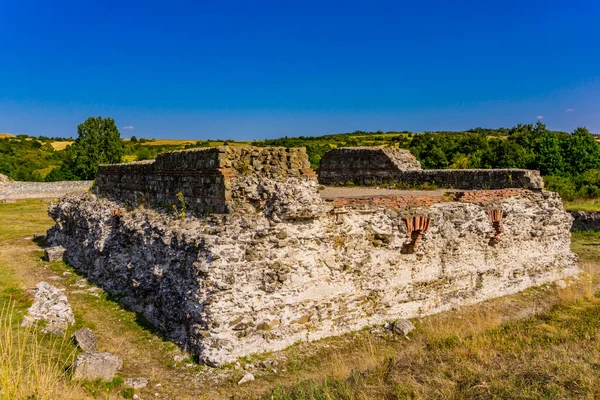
[
  {"left": 48, "top": 188, "right": 578, "bottom": 366},
  {"left": 96, "top": 146, "right": 316, "bottom": 214},
  {"left": 318, "top": 147, "right": 544, "bottom": 189}
]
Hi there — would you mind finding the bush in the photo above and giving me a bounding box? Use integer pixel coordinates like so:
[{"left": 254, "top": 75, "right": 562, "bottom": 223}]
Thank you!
[
  {"left": 578, "top": 185, "right": 600, "bottom": 199},
  {"left": 544, "top": 175, "right": 577, "bottom": 201}
]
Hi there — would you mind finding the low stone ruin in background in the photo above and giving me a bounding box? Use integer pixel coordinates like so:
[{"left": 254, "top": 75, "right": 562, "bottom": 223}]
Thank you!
[{"left": 46, "top": 146, "right": 579, "bottom": 366}]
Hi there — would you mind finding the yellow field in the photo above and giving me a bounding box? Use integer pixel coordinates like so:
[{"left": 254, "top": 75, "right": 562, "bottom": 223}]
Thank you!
[
  {"left": 50, "top": 141, "right": 73, "bottom": 150},
  {"left": 0, "top": 133, "right": 15, "bottom": 138},
  {"left": 136, "top": 139, "right": 252, "bottom": 146}
]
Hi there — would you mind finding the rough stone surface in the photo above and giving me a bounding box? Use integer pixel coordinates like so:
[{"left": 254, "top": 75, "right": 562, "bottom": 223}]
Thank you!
[
  {"left": 124, "top": 377, "right": 149, "bottom": 389},
  {"left": 319, "top": 147, "right": 422, "bottom": 174},
  {"left": 318, "top": 147, "right": 544, "bottom": 190},
  {"left": 72, "top": 327, "right": 97, "bottom": 352},
  {"left": 0, "top": 180, "right": 92, "bottom": 200},
  {"left": 21, "top": 282, "right": 75, "bottom": 333},
  {"left": 47, "top": 187, "right": 578, "bottom": 366},
  {"left": 72, "top": 352, "right": 123, "bottom": 381},
  {"left": 96, "top": 146, "right": 316, "bottom": 215},
  {"left": 569, "top": 210, "right": 600, "bottom": 231},
  {"left": 0, "top": 174, "right": 11, "bottom": 184},
  {"left": 45, "top": 246, "right": 66, "bottom": 262},
  {"left": 391, "top": 319, "right": 415, "bottom": 336}
]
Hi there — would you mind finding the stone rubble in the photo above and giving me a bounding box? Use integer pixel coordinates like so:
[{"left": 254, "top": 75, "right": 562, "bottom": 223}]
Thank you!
[{"left": 21, "top": 281, "right": 75, "bottom": 335}]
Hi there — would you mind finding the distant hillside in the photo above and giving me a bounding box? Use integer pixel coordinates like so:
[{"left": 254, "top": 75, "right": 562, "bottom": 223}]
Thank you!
[{"left": 0, "top": 133, "right": 15, "bottom": 138}]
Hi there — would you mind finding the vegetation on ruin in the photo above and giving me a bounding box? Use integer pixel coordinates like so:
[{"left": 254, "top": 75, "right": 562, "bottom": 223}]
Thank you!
[{"left": 1, "top": 199, "right": 600, "bottom": 399}]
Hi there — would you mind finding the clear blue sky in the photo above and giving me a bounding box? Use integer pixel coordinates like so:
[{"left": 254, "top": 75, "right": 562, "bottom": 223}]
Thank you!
[{"left": 1, "top": 0, "right": 599, "bottom": 139}]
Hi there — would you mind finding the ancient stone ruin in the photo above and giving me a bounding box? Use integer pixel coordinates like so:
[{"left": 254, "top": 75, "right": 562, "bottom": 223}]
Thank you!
[
  {"left": 318, "top": 147, "right": 544, "bottom": 189},
  {"left": 47, "top": 146, "right": 579, "bottom": 366}
]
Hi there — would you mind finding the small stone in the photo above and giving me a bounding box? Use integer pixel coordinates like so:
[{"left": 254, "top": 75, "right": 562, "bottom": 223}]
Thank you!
[
  {"left": 391, "top": 319, "right": 415, "bottom": 337},
  {"left": 238, "top": 372, "right": 255, "bottom": 385},
  {"left": 555, "top": 280, "right": 567, "bottom": 289},
  {"left": 125, "top": 377, "right": 149, "bottom": 389},
  {"left": 173, "top": 355, "right": 185, "bottom": 363},
  {"left": 72, "top": 352, "right": 123, "bottom": 381},
  {"left": 72, "top": 327, "right": 97, "bottom": 352},
  {"left": 44, "top": 246, "right": 66, "bottom": 262}
]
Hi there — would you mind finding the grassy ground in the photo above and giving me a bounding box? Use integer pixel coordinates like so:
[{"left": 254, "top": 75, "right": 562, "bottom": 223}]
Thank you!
[
  {"left": 1, "top": 200, "right": 600, "bottom": 399},
  {"left": 564, "top": 199, "right": 600, "bottom": 212}
]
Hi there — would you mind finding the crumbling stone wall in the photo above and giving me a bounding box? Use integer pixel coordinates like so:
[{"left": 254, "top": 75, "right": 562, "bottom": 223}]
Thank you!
[
  {"left": 318, "top": 147, "right": 544, "bottom": 190},
  {"left": 48, "top": 187, "right": 578, "bottom": 366},
  {"left": 569, "top": 210, "right": 600, "bottom": 231},
  {"left": 46, "top": 146, "right": 578, "bottom": 366},
  {"left": 96, "top": 146, "right": 315, "bottom": 214},
  {"left": 0, "top": 179, "right": 92, "bottom": 201}
]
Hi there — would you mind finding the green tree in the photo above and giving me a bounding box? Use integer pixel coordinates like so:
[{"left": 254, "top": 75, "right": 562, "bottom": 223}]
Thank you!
[
  {"left": 564, "top": 127, "right": 600, "bottom": 176},
  {"left": 536, "top": 132, "right": 565, "bottom": 175},
  {"left": 57, "top": 117, "right": 125, "bottom": 180}
]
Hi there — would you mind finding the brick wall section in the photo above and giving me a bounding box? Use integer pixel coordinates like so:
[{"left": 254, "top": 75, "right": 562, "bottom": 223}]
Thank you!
[
  {"left": 318, "top": 147, "right": 544, "bottom": 190},
  {"left": 96, "top": 146, "right": 315, "bottom": 214},
  {"left": 330, "top": 189, "right": 534, "bottom": 210}
]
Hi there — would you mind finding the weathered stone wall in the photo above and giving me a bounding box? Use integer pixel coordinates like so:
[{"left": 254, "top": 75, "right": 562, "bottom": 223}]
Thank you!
[
  {"left": 318, "top": 147, "right": 544, "bottom": 190},
  {"left": 48, "top": 188, "right": 578, "bottom": 366},
  {"left": 569, "top": 210, "right": 600, "bottom": 231},
  {"left": 0, "top": 179, "right": 92, "bottom": 201},
  {"left": 96, "top": 146, "right": 315, "bottom": 214}
]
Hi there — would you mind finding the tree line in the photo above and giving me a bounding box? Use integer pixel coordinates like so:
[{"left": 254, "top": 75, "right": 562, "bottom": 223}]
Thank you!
[{"left": 1, "top": 117, "right": 599, "bottom": 201}]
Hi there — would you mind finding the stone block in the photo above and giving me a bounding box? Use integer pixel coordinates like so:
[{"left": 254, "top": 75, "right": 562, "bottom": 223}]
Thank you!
[
  {"left": 45, "top": 246, "right": 66, "bottom": 262},
  {"left": 72, "top": 327, "right": 97, "bottom": 352},
  {"left": 72, "top": 352, "right": 123, "bottom": 381}
]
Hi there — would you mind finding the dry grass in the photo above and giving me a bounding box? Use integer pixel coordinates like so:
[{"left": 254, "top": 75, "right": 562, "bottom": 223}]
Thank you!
[
  {"left": 49, "top": 141, "right": 73, "bottom": 151},
  {"left": 0, "top": 300, "right": 77, "bottom": 400},
  {"left": 0, "top": 133, "right": 15, "bottom": 138}
]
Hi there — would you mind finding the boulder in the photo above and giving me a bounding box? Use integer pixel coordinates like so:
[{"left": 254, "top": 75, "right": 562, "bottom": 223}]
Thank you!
[
  {"left": 72, "top": 327, "right": 97, "bottom": 352},
  {"left": 72, "top": 352, "right": 123, "bottom": 381},
  {"left": 45, "top": 246, "right": 66, "bottom": 262}
]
